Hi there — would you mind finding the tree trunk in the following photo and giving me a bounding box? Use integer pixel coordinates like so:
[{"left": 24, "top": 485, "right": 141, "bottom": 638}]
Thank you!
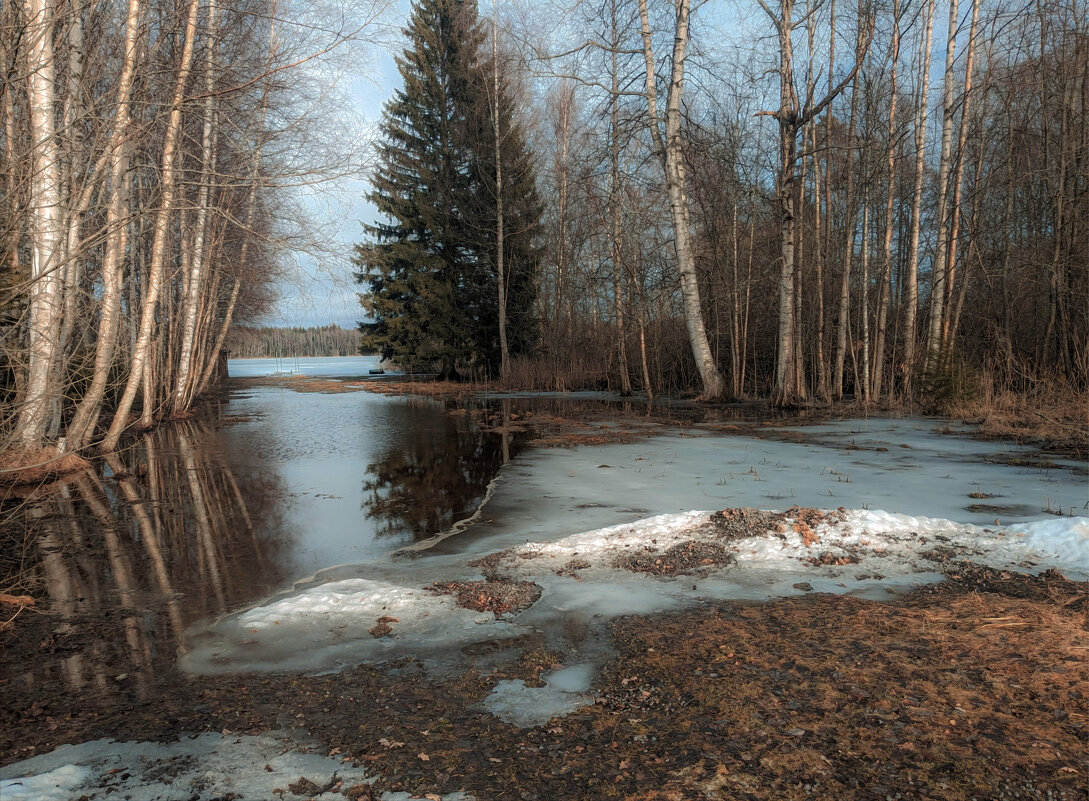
[
  {"left": 872, "top": 0, "right": 900, "bottom": 401},
  {"left": 939, "top": 0, "right": 980, "bottom": 352},
  {"left": 638, "top": 0, "right": 726, "bottom": 399},
  {"left": 17, "top": 0, "right": 66, "bottom": 450},
  {"left": 925, "top": 0, "right": 960, "bottom": 370},
  {"left": 492, "top": 0, "right": 509, "bottom": 379},
  {"left": 902, "top": 0, "right": 935, "bottom": 395},
  {"left": 174, "top": 0, "right": 219, "bottom": 412},
  {"left": 834, "top": 68, "right": 861, "bottom": 398},
  {"left": 102, "top": 0, "right": 202, "bottom": 452},
  {"left": 609, "top": 0, "right": 631, "bottom": 395},
  {"left": 67, "top": 0, "right": 142, "bottom": 450}
]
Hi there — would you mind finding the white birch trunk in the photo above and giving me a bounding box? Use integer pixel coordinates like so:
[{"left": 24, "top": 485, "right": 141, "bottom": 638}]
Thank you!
[
  {"left": 492, "top": 0, "right": 508, "bottom": 379},
  {"left": 939, "top": 0, "right": 980, "bottom": 352},
  {"left": 902, "top": 0, "right": 935, "bottom": 394},
  {"left": 872, "top": 0, "right": 900, "bottom": 401},
  {"left": 638, "top": 0, "right": 725, "bottom": 399},
  {"left": 66, "top": 0, "right": 142, "bottom": 450},
  {"left": 924, "top": 0, "right": 960, "bottom": 369},
  {"left": 17, "top": 0, "right": 65, "bottom": 449},
  {"left": 173, "top": 0, "right": 219, "bottom": 412},
  {"left": 610, "top": 0, "right": 631, "bottom": 395},
  {"left": 102, "top": 0, "right": 202, "bottom": 452}
]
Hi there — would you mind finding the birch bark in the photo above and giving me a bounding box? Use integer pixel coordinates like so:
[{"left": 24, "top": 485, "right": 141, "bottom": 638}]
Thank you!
[
  {"left": 17, "top": 0, "right": 65, "bottom": 449},
  {"left": 173, "top": 0, "right": 219, "bottom": 412},
  {"left": 102, "top": 0, "right": 202, "bottom": 451},
  {"left": 637, "top": 0, "right": 726, "bottom": 399},
  {"left": 66, "top": 0, "right": 142, "bottom": 450}
]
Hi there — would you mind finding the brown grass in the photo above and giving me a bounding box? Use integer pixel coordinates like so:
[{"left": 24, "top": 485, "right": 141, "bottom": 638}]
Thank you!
[
  {"left": 0, "top": 446, "right": 91, "bottom": 487},
  {"left": 941, "top": 377, "right": 1088, "bottom": 458},
  {"left": 3, "top": 571, "right": 1085, "bottom": 800}
]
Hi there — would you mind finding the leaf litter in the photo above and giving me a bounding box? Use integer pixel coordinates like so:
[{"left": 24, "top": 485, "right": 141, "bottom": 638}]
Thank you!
[{"left": 3, "top": 563, "right": 1085, "bottom": 800}]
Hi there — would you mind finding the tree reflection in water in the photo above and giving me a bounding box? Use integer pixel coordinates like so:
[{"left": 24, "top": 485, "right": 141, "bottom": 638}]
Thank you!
[
  {"left": 0, "top": 420, "right": 288, "bottom": 699},
  {"left": 361, "top": 400, "right": 526, "bottom": 539}
]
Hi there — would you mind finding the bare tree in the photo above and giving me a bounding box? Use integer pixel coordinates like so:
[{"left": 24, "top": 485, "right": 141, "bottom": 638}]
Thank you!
[
  {"left": 757, "top": 0, "right": 871, "bottom": 402},
  {"left": 637, "top": 0, "right": 726, "bottom": 398}
]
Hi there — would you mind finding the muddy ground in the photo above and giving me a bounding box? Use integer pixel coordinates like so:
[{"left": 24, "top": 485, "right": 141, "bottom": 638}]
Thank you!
[{"left": 2, "top": 565, "right": 1085, "bottom": 801}]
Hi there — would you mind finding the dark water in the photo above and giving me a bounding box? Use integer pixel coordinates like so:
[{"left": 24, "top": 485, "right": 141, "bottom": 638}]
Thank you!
[
  {"left": 0, "top": 388, "right": 531, "bottom": 697},
  {"left": 1, "top": 417, "right": 289, "bottom": 700}
]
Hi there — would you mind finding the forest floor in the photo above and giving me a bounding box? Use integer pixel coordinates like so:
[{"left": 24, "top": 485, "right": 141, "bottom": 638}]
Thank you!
[{"left": 2, "top": 566, "right": 1085, "bottom": 800}]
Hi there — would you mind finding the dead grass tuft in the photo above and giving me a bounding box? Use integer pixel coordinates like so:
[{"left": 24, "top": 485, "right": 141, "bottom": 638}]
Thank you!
[
  {"left": 0, "top": 446, "right": 91, "bottom": 487},
  {"left": 614, "top": 540, "right": 737, "bottom": 576},
  {"left": 941, "top": 376, "right": 1088, "bottom": 458},
  {"left": 426, "top": 578, "right": 542, "bottom": 616}
]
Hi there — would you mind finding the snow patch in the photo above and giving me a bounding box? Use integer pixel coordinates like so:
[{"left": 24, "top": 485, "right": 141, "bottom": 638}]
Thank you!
[
  {"left": 484, "top": 663, "right": 596, "bottom": 727},
  {"left": 181, "top": 507, "right": 1088, "bottom": 678},
  {"left": 181, "top": 578, "right": 523, "bottom": 674},
  {"left": 0, "top": 765, "right": 88, "bottom": 801},
  {"left": 0, "top": 734, "right": 389, "bottom": 801}
]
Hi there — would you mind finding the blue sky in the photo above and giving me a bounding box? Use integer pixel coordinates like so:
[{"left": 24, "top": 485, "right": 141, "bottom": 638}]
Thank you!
[{"left": 260, "top": 2, "right": 407, "bottom": 328}]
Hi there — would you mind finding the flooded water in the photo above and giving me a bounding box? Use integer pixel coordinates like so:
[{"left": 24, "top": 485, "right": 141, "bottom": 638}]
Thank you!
[
  {"left": 0, "top": 375, "right": 528, "bottom": 696},
  {"left": 2, "top": 362, "right": 1086, "bottom": 697}
]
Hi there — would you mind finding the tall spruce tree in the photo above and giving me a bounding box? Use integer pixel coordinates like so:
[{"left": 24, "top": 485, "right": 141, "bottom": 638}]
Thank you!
[{"left": 354, "top": 0, "right": 541, "bottom": 378}]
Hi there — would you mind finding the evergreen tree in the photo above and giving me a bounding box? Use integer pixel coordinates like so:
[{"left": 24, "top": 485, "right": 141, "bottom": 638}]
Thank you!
[{"left": 353, "top": 0, "right": 541, "bottom": 378}]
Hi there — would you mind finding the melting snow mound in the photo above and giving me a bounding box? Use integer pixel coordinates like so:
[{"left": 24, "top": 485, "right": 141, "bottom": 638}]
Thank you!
[{"left": 180, "top": 508, "right": 1088, "bottom": 676}]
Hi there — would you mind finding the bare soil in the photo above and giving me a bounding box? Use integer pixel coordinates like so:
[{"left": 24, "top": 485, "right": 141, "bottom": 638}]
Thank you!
[{"left": 2, "top": 568, "right": 1085, "bottom": 800}]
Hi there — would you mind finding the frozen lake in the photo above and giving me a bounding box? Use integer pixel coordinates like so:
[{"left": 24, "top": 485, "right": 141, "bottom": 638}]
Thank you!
[{"left": 227, "top": 354, "right": 389, "bottom": 378}]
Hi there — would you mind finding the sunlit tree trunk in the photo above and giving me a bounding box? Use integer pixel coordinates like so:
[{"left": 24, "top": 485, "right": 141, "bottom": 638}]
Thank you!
[
  {"left": 638, "top": 0, "right": 726, "bottom": 399},
  {"left": 902, "top": 0, "right": 935, "bottom": 395},
  {"left": 938, "top": 0, "right": 980, "bottom": 353},
  {"left": 925, "top": 0, "right": 960, "bottom": 370},
  {"left": 810, "top": 119, "right": 829, "bottom": 399},
  {"left": 491, "top": 0, "right": 509, "bottom": 379},
  {"left": 174, "top": 0, "right": 220, "bottom": 412},
  {"left": 67, "top": 0, "right": 142, "bottom": 450},
  {"left": 834, "top": 66, "right": 861, "bottom": 399},
  {"left": 872, "top": 0, "right": 901, "bottom": 401},
  {"left": 760, "top": 0, "right": 867, "bottom": 403},
  {"left": 52, "top": 4, "right": 86, "bottom": 439},
  {"left": 17, "top": 0, "right": 65, "bottom": 449},
  {"left": 859, "top": 180, "right": 872, "bottom": 404},
  {"left": 609, "top": 0, "right": 631, "bottom": 395},
  {"left": 102, "top": 0, "right": 202, "bottom": 452}
]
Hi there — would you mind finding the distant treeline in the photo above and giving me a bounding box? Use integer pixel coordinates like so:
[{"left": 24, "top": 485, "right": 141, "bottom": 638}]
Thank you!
[{"left": 227, "top": 325, "right": 362, "bottom": 358}]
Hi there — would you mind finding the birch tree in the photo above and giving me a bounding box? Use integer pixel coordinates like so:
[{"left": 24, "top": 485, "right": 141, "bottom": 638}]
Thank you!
[
  {"left": 757, "top": 0, "right": 871, "bottom": 402},
  {"left": 16, "top": 0, "right": 65, "bottom": 450},
  {"left": 637, "top": 0, "right": 726, "bottom": 398}
]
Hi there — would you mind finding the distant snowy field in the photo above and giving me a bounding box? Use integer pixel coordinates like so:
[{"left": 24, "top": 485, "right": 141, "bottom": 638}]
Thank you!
[{"left": 4, "top": 418, "right": 1085, "bottom": 800}]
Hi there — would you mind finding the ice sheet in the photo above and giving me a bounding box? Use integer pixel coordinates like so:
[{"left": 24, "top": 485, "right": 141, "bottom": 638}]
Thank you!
[
  {"left": 0, "top": 734, "right": 388, "bottom": 801},
  {"left": 441, "top": 419, "right": 1085, "bottom": 558},
  {"left": 484, "top": 663, "right": 596, "bottom": 727}
]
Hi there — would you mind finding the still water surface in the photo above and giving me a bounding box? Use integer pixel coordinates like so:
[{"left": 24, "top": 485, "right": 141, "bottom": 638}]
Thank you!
[{"left": 1, "top": 361, "right": 525, "bottom": 695}]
